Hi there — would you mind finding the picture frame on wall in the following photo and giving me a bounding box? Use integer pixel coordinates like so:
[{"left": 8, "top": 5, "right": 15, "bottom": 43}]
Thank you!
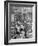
[{"left": 4, "top": 1, "right": 37, "bottom": 45}]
